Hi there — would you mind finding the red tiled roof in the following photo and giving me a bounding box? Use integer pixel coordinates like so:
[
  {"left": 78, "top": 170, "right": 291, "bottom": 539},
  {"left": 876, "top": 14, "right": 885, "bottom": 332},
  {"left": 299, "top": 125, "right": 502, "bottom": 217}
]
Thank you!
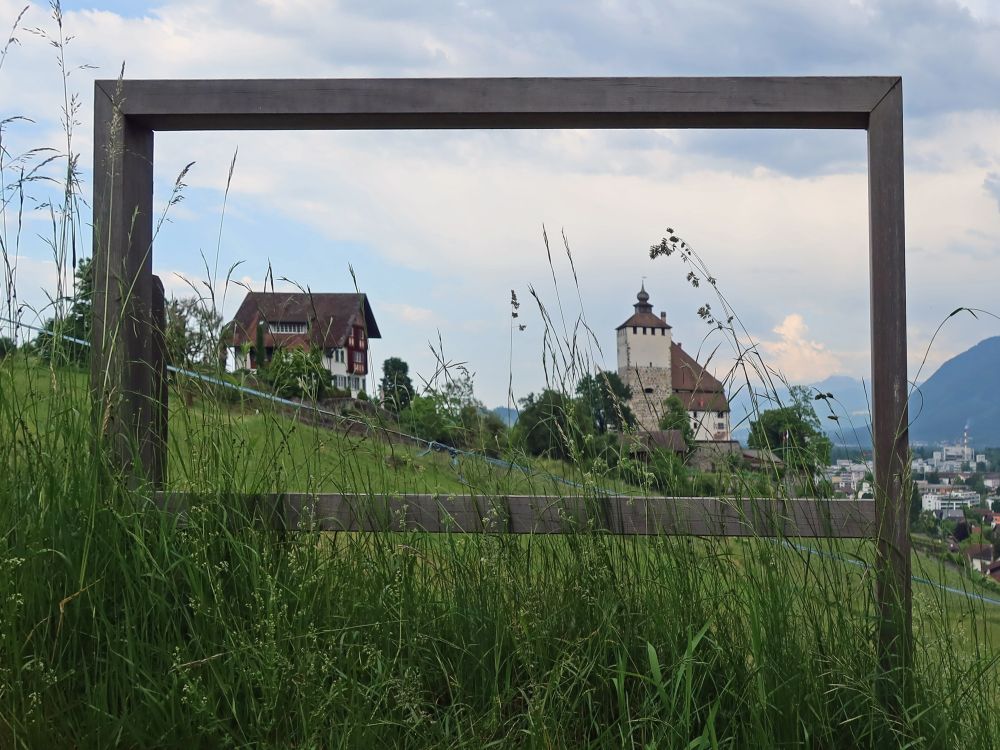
[
  {"left": 671, "top": 343, "right": 729, "bottom": 413},
  {"left": 227, "top": 291, "right": 380, "bottom": 349}
]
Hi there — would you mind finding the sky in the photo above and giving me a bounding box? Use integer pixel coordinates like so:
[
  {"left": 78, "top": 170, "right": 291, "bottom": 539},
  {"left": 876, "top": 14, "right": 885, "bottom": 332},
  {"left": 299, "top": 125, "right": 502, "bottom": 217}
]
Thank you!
[{"left": 1, "top": 0, "right": 999, "bottom": 413}]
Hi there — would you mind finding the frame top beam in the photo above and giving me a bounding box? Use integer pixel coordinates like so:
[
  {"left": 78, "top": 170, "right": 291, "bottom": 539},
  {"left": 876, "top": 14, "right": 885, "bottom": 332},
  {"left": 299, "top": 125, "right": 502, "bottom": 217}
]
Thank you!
[{"left": 97, "top": 76, "right": 899, "bottom": 131}]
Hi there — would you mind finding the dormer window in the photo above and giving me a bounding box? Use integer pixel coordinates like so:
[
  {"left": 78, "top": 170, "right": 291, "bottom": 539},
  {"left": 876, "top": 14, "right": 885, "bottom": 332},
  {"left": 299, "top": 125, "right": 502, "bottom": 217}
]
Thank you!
[{"left": 269, "top": 321, "right": 307, "bottom": 334}]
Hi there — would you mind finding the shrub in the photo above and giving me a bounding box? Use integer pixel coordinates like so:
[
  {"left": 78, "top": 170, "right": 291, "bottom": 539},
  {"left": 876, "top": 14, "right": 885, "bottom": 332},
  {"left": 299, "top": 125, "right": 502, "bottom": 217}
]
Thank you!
[{"left": 259, "top": 348, "right": 332, "bottom": 400}]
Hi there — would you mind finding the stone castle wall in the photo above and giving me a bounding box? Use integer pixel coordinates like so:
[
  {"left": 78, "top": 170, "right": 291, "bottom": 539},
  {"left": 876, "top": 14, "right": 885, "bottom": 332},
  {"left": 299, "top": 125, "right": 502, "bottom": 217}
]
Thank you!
[{"left": 620, "top": 365, "right": 673, "bottom": 433}]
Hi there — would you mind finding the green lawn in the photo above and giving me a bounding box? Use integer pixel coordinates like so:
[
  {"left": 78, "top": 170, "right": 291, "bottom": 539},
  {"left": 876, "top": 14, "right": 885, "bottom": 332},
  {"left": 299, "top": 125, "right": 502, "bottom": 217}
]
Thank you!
[{"left": 1, "top": 355, "right": 641, "bottom": 497}]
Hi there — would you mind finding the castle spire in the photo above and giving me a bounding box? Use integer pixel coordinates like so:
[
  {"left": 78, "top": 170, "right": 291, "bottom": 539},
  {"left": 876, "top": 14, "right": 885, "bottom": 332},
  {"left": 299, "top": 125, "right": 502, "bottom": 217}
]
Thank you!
[{"left": 634, "top": 282, "right": 653, "bottom": 314}]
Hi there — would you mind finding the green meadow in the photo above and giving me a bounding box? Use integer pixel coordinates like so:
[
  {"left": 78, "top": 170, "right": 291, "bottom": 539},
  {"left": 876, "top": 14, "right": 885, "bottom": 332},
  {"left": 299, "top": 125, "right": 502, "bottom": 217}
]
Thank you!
[{"left": 2, "top": 353, "right": 999, "bottom": 747}]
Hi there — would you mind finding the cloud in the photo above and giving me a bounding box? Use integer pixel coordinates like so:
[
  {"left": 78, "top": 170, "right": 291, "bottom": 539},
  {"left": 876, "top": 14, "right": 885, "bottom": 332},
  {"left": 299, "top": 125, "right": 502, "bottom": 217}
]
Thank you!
[
  {"left": 757, "top": 313, "right": 841, "bottom": 383},
  {"left": 985, "top": 173, "right": 1000, "bottom": 212},
  {"left": 3, "top": 0, "right": 1000, "bottom": 404},
  {"left": 380, "top": 302, "right": 439, "bottom": 325}
]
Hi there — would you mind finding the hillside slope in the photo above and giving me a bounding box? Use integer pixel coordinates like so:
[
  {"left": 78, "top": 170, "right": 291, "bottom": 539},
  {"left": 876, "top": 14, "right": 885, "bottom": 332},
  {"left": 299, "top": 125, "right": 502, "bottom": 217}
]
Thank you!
[{"left": 910, "top": 335, "right": 1000, "bottom": 446}]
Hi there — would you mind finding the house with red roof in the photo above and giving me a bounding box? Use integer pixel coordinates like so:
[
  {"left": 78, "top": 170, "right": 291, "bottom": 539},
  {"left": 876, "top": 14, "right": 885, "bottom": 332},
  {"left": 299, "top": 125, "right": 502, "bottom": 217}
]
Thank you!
[
  {"left": 225, "top": 291, "right": 380, "bottom": 397},
  {"left": 616, "top": 284, "right": 731, "bottom": 439}
]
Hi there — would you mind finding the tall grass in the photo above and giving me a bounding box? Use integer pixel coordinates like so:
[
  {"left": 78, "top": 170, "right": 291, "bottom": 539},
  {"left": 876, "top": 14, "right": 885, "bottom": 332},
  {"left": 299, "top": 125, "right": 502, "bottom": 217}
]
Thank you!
[{"left": 2, "top": 4, "right": 1000, "bottom": 747}]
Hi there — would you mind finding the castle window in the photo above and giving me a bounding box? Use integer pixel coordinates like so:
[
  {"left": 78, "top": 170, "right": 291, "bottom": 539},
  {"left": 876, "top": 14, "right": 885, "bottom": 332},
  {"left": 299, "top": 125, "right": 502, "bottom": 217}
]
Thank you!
[{"left": 644, "top": 387, "right": 654, "bottom": 394}]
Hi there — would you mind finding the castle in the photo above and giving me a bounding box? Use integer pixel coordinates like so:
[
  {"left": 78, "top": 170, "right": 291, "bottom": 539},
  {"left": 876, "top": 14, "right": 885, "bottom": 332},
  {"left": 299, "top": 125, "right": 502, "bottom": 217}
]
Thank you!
[{"left": 616, "top": 284, "right": 731, "bottom": 440}]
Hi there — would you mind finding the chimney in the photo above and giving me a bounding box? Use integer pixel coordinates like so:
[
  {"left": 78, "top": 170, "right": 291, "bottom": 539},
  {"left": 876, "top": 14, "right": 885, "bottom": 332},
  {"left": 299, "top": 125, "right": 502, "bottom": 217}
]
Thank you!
[{"left": 660, "top": 312, "right": 667, "bottom": 322}]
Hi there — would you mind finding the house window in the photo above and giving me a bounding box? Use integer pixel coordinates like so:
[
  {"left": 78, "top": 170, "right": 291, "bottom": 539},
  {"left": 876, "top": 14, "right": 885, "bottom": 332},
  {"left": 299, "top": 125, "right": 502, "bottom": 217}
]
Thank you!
[
  {"left": 353, "top": 351, "right": 364, "bottom": 364},
  {"left": 268, "top": 321, "right": 307, "bottom": 334},
  {"left": 333, "top": 348, "right": 345, "bottom": 363},
  {"left": 632, "top": 326, "right": 637, "bottom": 334},
  {"left": 642, "top": 326, "right": 647, "bottom": 334},
  {"left": 716, "top": 411, "right": 725, "bottom": 418}
]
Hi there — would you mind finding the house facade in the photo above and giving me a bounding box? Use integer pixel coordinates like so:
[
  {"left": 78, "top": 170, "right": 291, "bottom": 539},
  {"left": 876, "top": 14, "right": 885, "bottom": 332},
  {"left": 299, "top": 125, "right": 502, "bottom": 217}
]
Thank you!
[
  {"left": 616, "top": 285, "right": 731, "bottom": 439},
  {"left": 225, "top": 291, "right": 381, "bottom": 397}
]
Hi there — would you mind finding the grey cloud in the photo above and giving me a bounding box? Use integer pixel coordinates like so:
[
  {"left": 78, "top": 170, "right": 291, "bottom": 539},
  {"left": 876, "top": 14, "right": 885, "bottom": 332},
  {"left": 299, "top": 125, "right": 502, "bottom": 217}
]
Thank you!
[
  {"left": 985, "top": 173, "right": 1000, "bottom": 212},
  {"left": 243, "top": 0, "right": 1000, "bottom": 175}
]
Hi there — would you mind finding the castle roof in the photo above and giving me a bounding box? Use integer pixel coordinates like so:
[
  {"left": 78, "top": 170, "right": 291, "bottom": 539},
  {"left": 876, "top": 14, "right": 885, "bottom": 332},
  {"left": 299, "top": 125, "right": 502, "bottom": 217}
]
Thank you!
[
  {"left": 616, "top": 284, "right": 671, "bottom": 331},
  {"left": 671, "top": 342, "right": 729, "bottom": 413}
]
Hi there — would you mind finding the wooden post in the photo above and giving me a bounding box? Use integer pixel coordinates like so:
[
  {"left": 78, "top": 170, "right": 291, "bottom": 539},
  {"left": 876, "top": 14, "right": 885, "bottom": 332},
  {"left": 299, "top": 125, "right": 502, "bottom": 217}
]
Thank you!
[
  {"left": 868, "top": 79, "right": 912, "bottom": 685},
  {"left": 90, "top": 81, "right": 158, "bottom": 484},
  {"left": 151, "top": 275, "right": 168, "bottom": 488}
]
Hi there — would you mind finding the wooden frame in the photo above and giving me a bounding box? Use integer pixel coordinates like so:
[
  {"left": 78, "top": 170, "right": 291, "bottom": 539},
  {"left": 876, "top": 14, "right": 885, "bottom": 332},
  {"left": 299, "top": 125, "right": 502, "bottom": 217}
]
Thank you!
[{"left": 92, "top": 76, "right": 909, "bottom": 669}]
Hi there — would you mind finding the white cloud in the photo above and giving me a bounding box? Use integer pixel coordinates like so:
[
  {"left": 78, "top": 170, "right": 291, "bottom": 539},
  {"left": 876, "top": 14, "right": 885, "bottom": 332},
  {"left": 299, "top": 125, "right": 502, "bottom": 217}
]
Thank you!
[
  {"left": 2, "top": 0, "right": 1000, "bottom": 403},
  {"left": 756, "top": 313, "right": 841, "bottom": 384},
  {"left": 380, "top": 302, "right": 439, "bottom": 324}
]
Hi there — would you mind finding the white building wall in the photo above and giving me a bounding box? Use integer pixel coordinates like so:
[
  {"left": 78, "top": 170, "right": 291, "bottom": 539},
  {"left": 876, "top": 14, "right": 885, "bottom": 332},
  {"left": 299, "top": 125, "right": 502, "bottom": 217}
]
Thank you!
[
  {"left": 691, "top": 410, "right": 731, "bottom": 442},
  {"left": 619, "top": 325, "right": 672, "bottom": 369},
  {"left": 922, "top": 491, "right": 980, "bottom": 512},
  {"left": 227, "top": 345, "right": 366, "bottom": 397}
]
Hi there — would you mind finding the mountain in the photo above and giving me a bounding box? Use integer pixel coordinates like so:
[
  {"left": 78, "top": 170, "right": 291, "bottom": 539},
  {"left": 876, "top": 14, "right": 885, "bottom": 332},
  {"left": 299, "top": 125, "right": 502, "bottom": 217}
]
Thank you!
[
  {"left": 492, "top": 406, "right": 519, "bottom": 427},
  {"left": 728, "top": 336, "right": 1000, "bottom": 448},
  {"left": 909, "top": 336, "right": 1000, "bottom": 447},
  {"left": 729, "top": 374, "right": 874, "bottom": 447}
]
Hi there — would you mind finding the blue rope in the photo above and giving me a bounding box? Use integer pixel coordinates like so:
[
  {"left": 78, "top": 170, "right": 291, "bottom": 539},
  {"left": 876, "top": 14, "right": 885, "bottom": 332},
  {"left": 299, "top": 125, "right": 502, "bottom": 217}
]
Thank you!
[
  {"left": 780, "top": 539, "right": 1000, "bottom": 608},
  {"left": 2, "top": 316, "right": 610, "bottom": 494},
  {"left": 8, "top": 318, "right": 999, "bottom": 606}
]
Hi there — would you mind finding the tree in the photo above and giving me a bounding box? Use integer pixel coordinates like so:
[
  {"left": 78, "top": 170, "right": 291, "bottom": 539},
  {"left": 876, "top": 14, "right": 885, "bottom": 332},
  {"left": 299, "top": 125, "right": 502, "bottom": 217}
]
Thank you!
[
  {"left": 964, "top": 473, "right": 987, "bottom": 497},
  {"left": 748, "top": 385, "right": 832, "bottom": 470},
  {"left": 261, "top": 347, "right": 332, "bottom": 400},
  {"left": 165, "top": 296, "right": 223, "bottom": 368},
  {"left": 513, "top": 389, "right": 584, "bottom": 459},
  {"left": 576, "top": 371, "right": 635, "bottom": 433},
  {"left": 954, "top": 519, "right": 971, "bottom": 543},
  {"left": 658, "top": 394, "right": 694, "bottom": 451},
  {"left": 381, "top": 357, "right": 415, "bottom": 412},
  {"left": 909, "top": 483, "right": 922, "bottom": 527},
  {"left": 36, "top": 257, "right": 93, "bottom": 364}
]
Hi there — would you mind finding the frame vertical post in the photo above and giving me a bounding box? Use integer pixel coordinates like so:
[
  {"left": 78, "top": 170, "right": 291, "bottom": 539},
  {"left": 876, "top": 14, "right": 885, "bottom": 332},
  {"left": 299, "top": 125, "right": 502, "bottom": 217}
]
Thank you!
[
  {"left": 91, "top": 82, "right": 158, "bottom": 484},
  {"left": 867, "top": 79, "right": 912, "bottom": 681},
  {"left": 150, "top": 275, "right": 167, "bottom": 488}
]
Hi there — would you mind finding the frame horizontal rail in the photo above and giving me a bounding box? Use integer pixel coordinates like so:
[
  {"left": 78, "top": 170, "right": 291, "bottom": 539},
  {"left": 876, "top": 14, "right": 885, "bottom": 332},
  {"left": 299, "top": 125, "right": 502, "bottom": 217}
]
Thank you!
[
  {"left": 97, "top": 76, "right": 898, "bottom": 131},
  {"left": 153, "top": 493, "right": 877, "bottom": 538}
]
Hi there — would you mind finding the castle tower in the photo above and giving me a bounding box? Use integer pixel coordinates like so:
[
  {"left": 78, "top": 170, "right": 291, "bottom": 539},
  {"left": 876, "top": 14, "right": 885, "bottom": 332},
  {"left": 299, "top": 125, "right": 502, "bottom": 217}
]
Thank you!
[{"left": 616, "top": 284, "right": 673, "bottom": 432}]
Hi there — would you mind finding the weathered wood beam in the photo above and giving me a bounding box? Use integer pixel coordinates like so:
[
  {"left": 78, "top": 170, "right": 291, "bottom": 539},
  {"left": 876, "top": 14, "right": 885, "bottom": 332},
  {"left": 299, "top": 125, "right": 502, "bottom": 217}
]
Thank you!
[
  {"left": 96, "top": 77, "right": 897, "bottom": 131},
  {"left": 91, "top": 81, "right": 157, "bottom": 484},
  {"left": 867, "top": 79, "right": 912, "bottom": 680},
  {"left": 153, "top": 493, "right": 877, "bottom": 538}
]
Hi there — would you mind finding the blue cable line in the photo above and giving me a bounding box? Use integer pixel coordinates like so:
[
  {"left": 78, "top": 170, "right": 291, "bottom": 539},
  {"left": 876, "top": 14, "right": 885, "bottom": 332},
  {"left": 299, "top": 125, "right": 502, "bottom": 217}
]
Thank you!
[
  {"left": 1, "top": 317, "right": 611, "bottom": 495},
  {"left": 11, "top": 318, "right": 999, "bottom": 607},
  {"left": 781, "top": 538, "right": 1000, "bottom": 608}
]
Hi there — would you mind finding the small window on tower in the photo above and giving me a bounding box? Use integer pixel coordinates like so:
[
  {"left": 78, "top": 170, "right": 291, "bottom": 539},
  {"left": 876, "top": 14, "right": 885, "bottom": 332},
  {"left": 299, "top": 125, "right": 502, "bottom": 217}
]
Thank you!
[{"left": 644, "top": 387, "right": 654, "bottom": 394}]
